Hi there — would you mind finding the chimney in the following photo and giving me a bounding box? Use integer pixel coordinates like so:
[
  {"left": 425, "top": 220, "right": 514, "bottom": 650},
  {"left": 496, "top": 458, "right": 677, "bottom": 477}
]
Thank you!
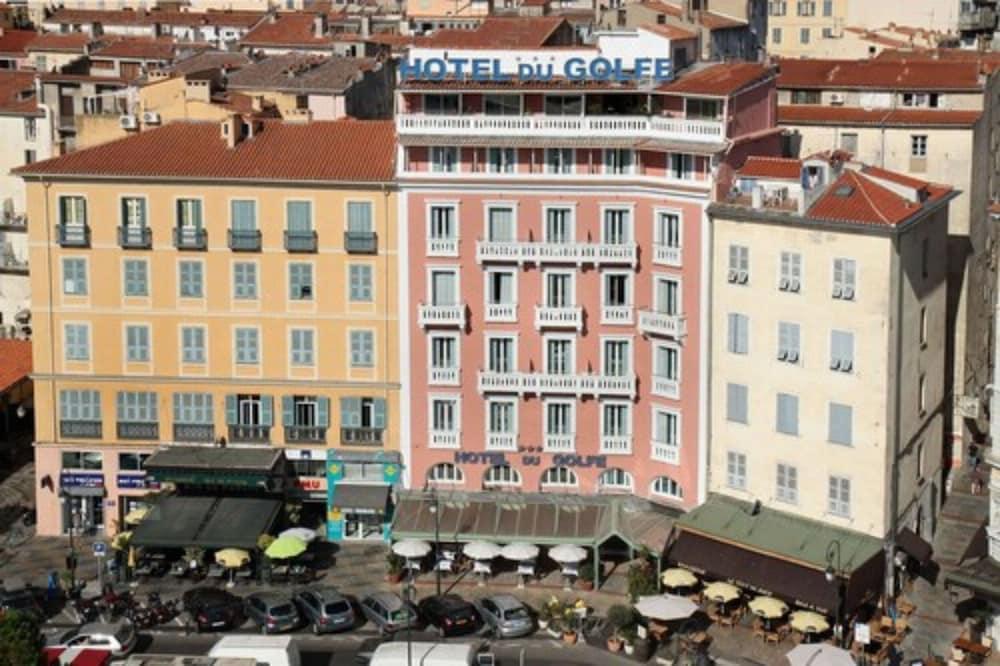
[
  {"left": 268, "top": 11, "right": 277, "bottom": 24},
  {"left": 221, "top": 113, "right": 241, "bottom": 148},
  {"left": 313, "top": 13, "right": 328, "bottom": 38}
]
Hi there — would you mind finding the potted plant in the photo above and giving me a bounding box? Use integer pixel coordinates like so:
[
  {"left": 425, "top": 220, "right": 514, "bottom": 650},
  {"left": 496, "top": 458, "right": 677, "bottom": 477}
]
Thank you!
[
  {"left": 537, "top": 603, "right": 552, "bottom": 631},
  {"left": 577, "top": 563, "right": 595, "bottom": 591},
  {"left": 562, "top": 608, "right": 578, "bottom": 644},
  {"left": 545, "top": 598, "right": 565, "bottom": 638},
  {"left": 627, "top": 558, "right": 658, "bottom": 602},
  {"left": 385, "top": 552, "right": 404, "bottom": 583},
  {"left": 621, "top": 625, "right": 638, "bottom": 655},
  {"left": 606, "top": 604, "right": 634, "bottom": 652}
]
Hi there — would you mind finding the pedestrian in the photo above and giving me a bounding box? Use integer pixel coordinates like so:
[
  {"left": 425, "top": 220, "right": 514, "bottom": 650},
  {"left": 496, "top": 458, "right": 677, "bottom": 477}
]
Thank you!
[
  {"left": 969, "top": 444, "right": 979, "bottom": 469},
  {"left": 46, "top": 571, "right": 58, "bottom": 603}
]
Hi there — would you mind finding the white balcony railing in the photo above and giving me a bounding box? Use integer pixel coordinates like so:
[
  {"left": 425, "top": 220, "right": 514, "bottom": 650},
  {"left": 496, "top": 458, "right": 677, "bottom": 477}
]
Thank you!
[
  {"left": 544, "top": 434, "right": 575, "bottom": 452},
  {"left": 418, "top": 303, "right": 466, "bottom": 328},
  {"left": 486, "top": 432, "right": 518, "bottom": 451},
  {"left": 430, "top": 430, "right": 460, "bottom": 449},
  {"left": 652, "top": 441, "right": 680, "bottom": 464},
  {"left": 427, "top": 237, "right": 459, "bottom": 257},
  {"left": 602, "top": 305, "right": 634, "bottom": 325},
  {"left": 485, "top": 303, "right": 518, "bottom": 323},
  {"left": 429, "top": 366, "right": 459, "bottom": 386},
  {"left": 638, "top": 309, "right": 686, "bottom": 338},
  {"left": 535, "top": 305, "right": 583, "bottom": 330},
  {"left": 653, "top": 244, "right": 682, "bottom": 267},
  {"left": 397, "top": 114, "right": 726, "bottom": 143},
  {"left": 652, "top": 375, "right": 680, "bottom": 400},
  {"left": 477, "top": 371, "right": 635, "bottom": 398},
  {"left": 476, "top": 240, "right": 637, "bottom": 267},
  {"left": 600, "top": 435, "right": 632, "bottom": 454}
]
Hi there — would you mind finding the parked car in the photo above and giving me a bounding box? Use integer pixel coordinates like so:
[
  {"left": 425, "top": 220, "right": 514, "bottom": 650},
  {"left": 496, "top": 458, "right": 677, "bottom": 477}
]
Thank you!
[
  {"left": 360, "top": 592, "right": 419, "bottom": 635},
  {"left": 209, "top": 635, "right": 301, "bottom": 666},
  {"left": 54, "top": 620, "right": 137, "bottom": 657},
  {"left": 244, "top": 592, "right": 300, "bottom": 634},
  {"left": 292, "top": 587, "right": 355, "bottom": 634},
  {"left": 473, "top": 594, "right": 534, "bottom": 638},
  {"left": 0, "top": 587, "right": 45, "bottom": 621},
  {"left": 181, "top": 588, "right": 243, "bottom": 632},
  {"left": 417, "top": 595, "right": 481, "bottom": 637}
]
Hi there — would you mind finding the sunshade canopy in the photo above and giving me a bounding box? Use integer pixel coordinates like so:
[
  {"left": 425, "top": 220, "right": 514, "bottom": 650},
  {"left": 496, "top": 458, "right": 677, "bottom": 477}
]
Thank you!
[
  {"left": 500, "top": 543, "right": 540, "bottom": 561},
  {"left": 265, "top": 536, "right": 308, "bottom": 560},
  {"left": 332, "top": 484, "right": 390, "bottom": 512},
  {"left": 661, "top": 568, "right": 699, "bottom": 588},
  {"left": 789, "top": 610, "right": 830, "bottom": 634},
  {"left": 463, "top": 541, "right": 502, "bottom": 560},
  {"left": 786, "top": 644, "right": 855, "bottom": 666},
  {"left": 548, "top": 543, "right": 588, "bottom": 563},
  {"left": 634, "top": 594, "right": 698, "bottom": 621},
  {"left": 131, "top": 496, "right": 281, "bottom": 550},
  {"left": 703, "top": 581, "right": 741, "bottom": 603},
  {"left": 279, "top": 527, "right": 317, "bottom": 543},
  {"left": 215, "top": 548, "right": 251, "bottom": 568},
  {"left": 749, "top": 596, "right": 789, "bottom": 619},
  {"left": 144, "top": 446, "right": 283, "bottom": 489},
  {"left": 392, "top": 539, "right": 432, "bottom": 558}
]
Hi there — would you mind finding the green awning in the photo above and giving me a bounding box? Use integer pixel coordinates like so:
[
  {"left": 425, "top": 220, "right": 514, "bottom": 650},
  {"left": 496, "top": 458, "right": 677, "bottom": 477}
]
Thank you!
[
  {"left": 145, "top": 446, "right": 283, "bottom": 489},
  {"left": 131, "top": 496, "right": 217, "bottom": 549},
  {"left": 131, "top": 495, "right": 282, "bottom": 550}
]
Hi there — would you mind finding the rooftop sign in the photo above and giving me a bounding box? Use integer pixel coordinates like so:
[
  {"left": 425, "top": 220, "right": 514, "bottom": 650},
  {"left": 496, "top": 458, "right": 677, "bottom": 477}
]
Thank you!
[{"left": 400, "top": 56, "right": 673, "bottom": 83}]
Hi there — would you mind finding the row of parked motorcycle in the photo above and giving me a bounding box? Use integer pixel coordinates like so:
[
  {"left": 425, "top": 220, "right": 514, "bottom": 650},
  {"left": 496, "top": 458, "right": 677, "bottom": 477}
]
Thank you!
[{"left": 72, "top": 589, "right": 179, "bottom": 629}]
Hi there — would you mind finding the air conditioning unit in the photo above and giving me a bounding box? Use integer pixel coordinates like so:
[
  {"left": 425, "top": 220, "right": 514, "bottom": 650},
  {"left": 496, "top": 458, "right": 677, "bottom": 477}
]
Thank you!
[
  {"left": 727, "top": 269, "right": 739, "bottom": 283},
  {"left": 142, "top": 111, "right": 161, "bottom": 125},
  {"left": 829, "top": 92, "right": 846, "bottom": 105},
  {"left": 119, "top": 114, "right": 139, "bottom": 130}
]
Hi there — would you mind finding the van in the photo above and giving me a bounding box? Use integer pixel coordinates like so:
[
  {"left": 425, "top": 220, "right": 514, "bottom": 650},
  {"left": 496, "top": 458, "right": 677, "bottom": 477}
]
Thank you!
[
  {"left": 369, "top": 642, "right": 493, "bottom": 666},
  {"left": 208, "top": 635, "right": 301, "bottom": 666}
]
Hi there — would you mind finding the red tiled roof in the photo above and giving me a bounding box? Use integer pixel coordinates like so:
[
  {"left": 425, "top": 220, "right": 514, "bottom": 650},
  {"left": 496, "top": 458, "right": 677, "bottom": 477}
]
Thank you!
[
  {"left": 239, "top": 13, "right": 333, "bottom": 47},
  {"left": 698, "top": 11, "right": 746, "bottom": 30},
  {"left": 27, "top": 32, "right": 92, "bottom": 52},
  {"left": 47, "top": 7, "right": 266, "bottom": 27},
  {"left": 737, "top": 156, "right": 801, "bottom": 180},
  {"left": 659, "top": 62, "right": 774, "bottom": 97},
  {"left": 778, "top": 104, "right": 981, "bottom": 127},
  {"left": 90, "top": 37, "right": 179, "bottom": 60},
  {"left": 0, "top": 70, "right": 40, "bottom": 115},
  {"left": 0, "top": 339, "right": 31, "bottom": 394},
  {"left": 641, "top": 23, "right": 698, "bottom": 40},
  {"left": 0, "top": 29, "right": 40, "bottom": 56},
  {"left": 860, "top": 164, "right": 929, "bottom": 190},
  {"left": 640, "top": 1, "right": 683, "bottom": 17},
  {"left": 776, "top": 57, "right": 984, "bottom": 91},
  {"left": 875, "top": 48, "right": 1000, "bottom": 75},
  {"left": 807, "top": 169, "right": 950, "bottom": 226},
  {"left": 14, "top": 119, "right": 396, "bottom": 182},
  {"left": 420, "top": 17, "right": 568, "bottom": 49}
]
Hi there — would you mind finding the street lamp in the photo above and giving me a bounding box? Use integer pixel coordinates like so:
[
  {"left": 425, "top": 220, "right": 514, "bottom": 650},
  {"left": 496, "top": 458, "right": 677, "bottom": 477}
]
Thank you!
[
  {"left": 427, "top": 487, "right": 441, "bottom": 596},
  {"left": 825, "top": 540, "right": 846, "bottom": 648}
]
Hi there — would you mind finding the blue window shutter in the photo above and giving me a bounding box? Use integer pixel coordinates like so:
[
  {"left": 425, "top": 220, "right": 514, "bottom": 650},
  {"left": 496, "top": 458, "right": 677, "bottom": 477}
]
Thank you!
[
  {"left": 340, "top": 398, "right": 352, "bottom": 428},
  {"left": 318, "top": 397, "right": 330, "bottom": 428},
  {"left": 261, "top": 396, "right": 273, "bottom": 426},
  {"left": 225, "top": 395, "right": 237, "bottom": 425},
  {"left": 373, "top": 398, "right": 387, "bottom": 429},
  {"left": 282, "top": 396, "right": 294, "bottom": 426},
  {"left": 172, "top": 393, "right": 181, "bottom": 422}
]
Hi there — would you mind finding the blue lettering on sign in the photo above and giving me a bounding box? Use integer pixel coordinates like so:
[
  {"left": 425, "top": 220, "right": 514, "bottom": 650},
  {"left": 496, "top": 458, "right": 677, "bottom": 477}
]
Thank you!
[
  {"left": 401, "top": 57, "right": 672, "bottom": 83},
  {"left": 60, "top": 473, "right": 104, "bottom": 488},
  {"left": 454, "top": 451, "right": 507, "bottom": 466},
  {"left": 552, "top": 454, "right": 608, "bottom": 469},
  {"left": 116, "top": 474, "right": 159, "bottom": 490}
]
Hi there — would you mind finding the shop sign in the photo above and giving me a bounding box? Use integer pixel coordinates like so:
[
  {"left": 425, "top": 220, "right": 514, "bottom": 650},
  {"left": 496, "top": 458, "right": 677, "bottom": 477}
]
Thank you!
[
  {"left": 116, "top": 474, "right": 160, "bottom": 490},
  {"left": 453, "top": 451, "right": 607, "bottom": 469},
  {"left": 60, "top": 473, "right": 104, "bottom": 489}
]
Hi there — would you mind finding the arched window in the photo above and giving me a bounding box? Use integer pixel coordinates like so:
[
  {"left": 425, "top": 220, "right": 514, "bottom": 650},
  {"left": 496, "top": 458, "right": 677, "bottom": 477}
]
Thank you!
[
  {"left": 651, "top": 476, "right": 683, "bottom": 500},
  {"left": 540, "top": 466, "right": 578, "bottom": 489},
  {"left": 427, "top": 462, "right": 464, "bottom": 484},
  {"left": 483, "top": 464, "right": 522, "bottom": 488},
  {"left": 598, "top": 468, "right": 634, "bottom": 492}
]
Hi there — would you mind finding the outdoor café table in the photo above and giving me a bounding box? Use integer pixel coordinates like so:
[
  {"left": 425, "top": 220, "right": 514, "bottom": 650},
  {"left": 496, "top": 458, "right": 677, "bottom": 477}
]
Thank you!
[{"left": 954, "top": 637, "right": 992, "bottom": 658}]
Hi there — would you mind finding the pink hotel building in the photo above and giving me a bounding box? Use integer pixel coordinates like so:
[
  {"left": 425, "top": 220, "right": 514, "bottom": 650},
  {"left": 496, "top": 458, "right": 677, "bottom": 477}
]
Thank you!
[{"left": 396, "top": 23, "right": 781, "bottom": 508}]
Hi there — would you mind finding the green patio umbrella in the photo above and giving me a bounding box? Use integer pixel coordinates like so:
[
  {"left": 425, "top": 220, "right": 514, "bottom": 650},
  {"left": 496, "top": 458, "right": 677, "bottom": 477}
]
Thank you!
[{"left": 265, "top": 535, "right": 307, "bottom": 560}]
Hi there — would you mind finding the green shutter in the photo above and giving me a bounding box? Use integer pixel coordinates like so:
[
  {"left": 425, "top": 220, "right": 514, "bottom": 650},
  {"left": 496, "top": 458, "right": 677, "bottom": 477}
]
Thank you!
[
  {"left": 317, "top": 398, "right": 330, "bottom": 428},
  {"left": 225, "top": 395, "right": 237, "bottom": 425},
  {"left": 261, "top": 396, "right": 273, "bottom": 426},
  {"left": 282, "top": 396, "right": 294, "bottom": 426},
  {"left": 340, "top": 397, "right": 360, "bottom": 428},
  {"left": 116, "top": 391, "right": 125, "bottom": 420},
  {"left": 373, "top": 398, "right": 387, "bottom": 429},
  {"left": 172, "top": 393, "right": 181, "bottom": 422}
]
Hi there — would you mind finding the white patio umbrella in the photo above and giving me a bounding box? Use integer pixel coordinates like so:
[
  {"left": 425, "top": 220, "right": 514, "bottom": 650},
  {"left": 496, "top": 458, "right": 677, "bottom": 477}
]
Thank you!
[
  {"left": 392, "top": 539, "right": 432, "bottom": 559},
  {"left": 548, "top": 544, "right": 588, "bottom": 563},
  {"left": 633, "top": 594, "right": 699, "bottom": 622},
  {"left": 500, "top": 543, "right": 540, "bottom": 561},
  {"left": 463, "top": 541, "right": 502, "bottom": 560},
  {"left": 279, "top": 527, "right": 318, "bottom": 543},
  {"left": 785, "top": 644, "right": 855, "bottom": 666}
]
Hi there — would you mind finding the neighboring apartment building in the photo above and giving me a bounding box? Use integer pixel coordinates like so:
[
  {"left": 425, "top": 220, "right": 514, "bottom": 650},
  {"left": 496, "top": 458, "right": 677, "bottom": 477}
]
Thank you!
[
  {"left": 41, "top": 9, "right": 267, "bottom": 49},
  {"left": 775, "top": 56, "right": 1000, "bottom": 469},
  {"left": 396, "top": 20, "right": 781, "bottom": 507},
  {"left": 16, "top": 117, "right": 402, "bottom": 542}
]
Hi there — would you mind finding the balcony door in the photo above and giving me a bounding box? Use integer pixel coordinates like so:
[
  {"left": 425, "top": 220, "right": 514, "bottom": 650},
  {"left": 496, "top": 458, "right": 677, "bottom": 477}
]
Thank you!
[
  {"left": 430, "top": 270, "right": 457, "bottom": 306},
  {"left": 546, "top": 273, "right": 572, "bottom": 307},
  {"left": 488, "top": 337, "right": 514, "bottom": 373},
  {"left": 545, "top": 208, "right": 573, "bottom": 243},
  {"left": 546, "top": 339, "right": 573, "bottom": 375},
  {"left": 603, "top": 209, "right": 631, "bottom": 244},
  {"left": 655, "top": 212, "right": 680, "bottom": 248},
  {"left": 486, "top": 271, "right": 515, "bottom": 306},
  {"left": 487, "top": 208, "right": 515, "bottom": 242},
  {"left": 654, "top": 277, "right": 680, "bottom": 315},
  {"left": 603, "top": 340, "right": 630, "bottom": 376}
]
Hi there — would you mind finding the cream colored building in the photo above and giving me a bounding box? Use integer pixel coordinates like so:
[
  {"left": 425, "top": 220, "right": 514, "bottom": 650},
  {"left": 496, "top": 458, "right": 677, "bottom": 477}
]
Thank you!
[
  {"left": 708, "top": 156, "right": 954, "bottom": 544},
  {"left": 16, "top": 117, "right": 401, "bottom": 541}
]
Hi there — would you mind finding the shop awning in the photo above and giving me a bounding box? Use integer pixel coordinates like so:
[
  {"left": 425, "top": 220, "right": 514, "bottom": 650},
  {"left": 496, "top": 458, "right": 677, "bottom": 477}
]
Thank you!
[
  {"left": 131, "top": 496, "right": 217, "bottom": 549},
  {"left": 333, "top": 484, "right": 390, "bottom": 512},
  {"left": 131, "top": 495, "right": 281, "bottom": 550},
  {"left": 946, "top": 557, "right": 1000, "bottom": 603},
  {"left": 896, "top": 527, "right": 933, "bottom": 566},
  {"left": 145, "top": 446, "right": 284, "bottom": 489}
]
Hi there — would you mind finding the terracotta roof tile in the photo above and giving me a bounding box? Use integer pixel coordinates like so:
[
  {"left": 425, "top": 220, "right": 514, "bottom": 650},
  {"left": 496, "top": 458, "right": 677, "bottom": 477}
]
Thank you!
[
  {"left": 0, "top": 339, "right": 31, "bottom": 394},
  {"left": 640, "top": 1, "right": 683, "bottom": 17},
  {"left": 0, "top": 30, "right": 40, "bottom": 56},
  {"left": 0, "top": 70, "right": 40, "bottom": 115},
  {"left": 26, "top": 32, "right": 92, "bottom": 53},
  {"left": 240, "top": 13, "right": 334, "bottom": 47},
  {"left": 807, "top": 169, "right": 949, "bottom": 226},
  {"left": 14, "top": 118, "right": 395, "bottom": 182},
  {"left": 860, "top": 164, "right": 929, "bottom": 190},
  {"left": 659, "top": 62, "right": 774, "bottom": 97},
  {"left": 226, "top": 54, "right": 373, "bottom": 93},
  {"left": 776, "top": 57, "right": 983, "bottom": 91},
  {"left": 737, "top": 156, "right": 801, "bottom": 180},
  {"left": 420, "top": 17, "right": 568, "bottom": 49},
  {"left": 778, "top": 104, "right": 981, "bottom": 127},
  {"left": 46, "top": 7, "right": 266, "bottom": 28},
  {"left": 698, "top": 11, "right": 746, "bottom": 30},
  {"left": 875, "top": 48, "right": 1000, "bottom": 75},
  {"left": 641, "top": 23, "right": 698, "bottom": 40},
  {"left": 90, "top": 37, "right": 180, "bottom": 60}
]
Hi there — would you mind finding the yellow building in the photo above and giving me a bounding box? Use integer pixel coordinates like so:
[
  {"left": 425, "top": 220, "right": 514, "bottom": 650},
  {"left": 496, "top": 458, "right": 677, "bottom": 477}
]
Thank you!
[{"left": 17, "top": 116, "right": 401, "bottom": 542}]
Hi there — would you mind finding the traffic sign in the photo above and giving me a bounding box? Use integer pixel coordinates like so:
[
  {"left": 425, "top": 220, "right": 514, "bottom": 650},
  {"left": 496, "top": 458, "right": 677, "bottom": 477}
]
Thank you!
[{"left": 92, "top": 541, "right": 107, "bottom": 558}]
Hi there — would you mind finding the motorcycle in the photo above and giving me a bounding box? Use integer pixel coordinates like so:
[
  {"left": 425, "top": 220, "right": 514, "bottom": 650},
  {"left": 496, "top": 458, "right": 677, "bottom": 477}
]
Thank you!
[{"left": 72, "top": 596, "right": 100, "bottom": 623}]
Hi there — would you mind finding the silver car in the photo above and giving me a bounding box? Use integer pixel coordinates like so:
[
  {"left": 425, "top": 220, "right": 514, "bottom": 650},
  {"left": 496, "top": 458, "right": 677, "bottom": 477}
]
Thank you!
[
  {"left": 244, "top": 592, "right": 300, "bottom": 634},
  {"left": 56, "top": 620, "right": 137, "bottom": 657},
  {"left": 359, "top": 591, "right": 418, "bottom": 635},
  {"left": 474, "top": 594, "right": 534, "bottom": 638},
  {"left": 293, "top": 586, "right": 355, "bottom": 634}
]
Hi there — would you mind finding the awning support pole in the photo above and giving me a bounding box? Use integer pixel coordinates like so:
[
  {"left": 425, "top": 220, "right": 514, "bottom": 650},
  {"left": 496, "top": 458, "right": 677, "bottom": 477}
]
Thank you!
[
  {"left": 594, "top": 544, "right": 601, "bottom": 590},
  {"left": 656, "top": 555, "right": 662, "bottom": 593}
]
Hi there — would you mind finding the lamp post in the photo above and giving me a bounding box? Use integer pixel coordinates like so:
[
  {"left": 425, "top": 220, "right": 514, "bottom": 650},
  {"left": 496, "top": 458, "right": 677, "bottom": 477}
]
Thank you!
[
  {"left": 426, "top": 487, "right": 441, "bottom": 596},
  {"left": 825, "top": 540, "right": 846, "bottom": 648}
]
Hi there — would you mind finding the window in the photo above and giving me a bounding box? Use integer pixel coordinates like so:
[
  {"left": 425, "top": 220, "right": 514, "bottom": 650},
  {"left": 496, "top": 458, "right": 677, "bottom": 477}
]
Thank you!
[
  {"left": 487, "top": 147, "right": 516, "bottom": 173},
  {"left": 655, "top": 212, "right": 681, "bottom": 249},
  {"left": 125, "top": 325, "right": 150, "bottom": 362},
  {"left": 484, "top": 464, "right": 521, "bottom": 488},
  {"left": 727, "top": 452, "right": 747, "bottom": 490},
  {"left": 428, "top": 462, "right": 464, "bottom": 484},
  {"left": 484, "top": 94, "right": 520, "bottom": 116},
  {"left": 350, "top": 330, "right": 374, "bottom": 367},
  {"left": 424, "top": 94, "right": 459, "bottom": 115},
  {"left": 603, "top": 339, "right": 630, "bottom": 376},
  {"left": 776, "top": 463, "right": 798, "bottom": 503},
  {"left": 545, "top": 272, "right": 573, "bottom": 307},
  {"left": 234, "top": 327, "right": 259, "bottom": 364},
  {"left": 178, "top": 261, "right": 203, "bottom": 298},
  {"left": 728, "top": 245, "right": 749, "bottom": 283},
  {"left": 177, "top": 198, "right": 203, "bottom": 230},
  {"left": 777, "top": 322, "right": 801, "bottom": 363},
  {"left": 123, "top": 259, "right": 148, "bottom": 296},
  {"left": 800, "top": 27, "right": 810, "bottom": 43},
  {"left": 726, "top": 383, "right": 748, "bottom": 423},
  {"left": 727, "top": 313, "right": 749, "bottom": 354},
  {"left": 63, "top": 258, "right": 87, "bottom": 295},
  {"left": 603, "top": 208, "right": 631, "bottom": 244},
  {"left": 430, "top": 335, "right": 457, "bottom": 371},
  {"left": 828, "top": 476, "right": 851, "bottom": 517},
  {"left": 24, "top": 117, "right": 36, "bottom": 141},
  {"left": 431, "top": 146, "right": 458, "bottom": 173},
  {"left": 840, "top": 132, "right": 858, "bottom": 155},
  {"left": 916, "top": 440, "right": 925, "bottom": 481},
  {"left": 116, "top": 391, "right": 157, "bottom": 422},
  {"left": 429, "top": 205, "right": 456, "bottom": 243},
  {"left": 903, "top": 93, "right": 939, "bottom": 108},
  {"left": 790, "top": 90, "right": 821, "bottom": 105},
  {"left": 545, "top": 208, "right": 573, "bottom": 243},
  {"left": 654, "top": 345, "right": 679, "bottom": 381},
  {"left": 540, "top": 466, "right": 578, "bottom": 488},
  {"left": 286, "top": 200, "right": 312, "bottom": 232},
  {"left": 779, "top": 252, "right": 801, "bottom": 292},
  {"left": 822, "top": 27, "right": 834, "bottom": 38},
  {"left": 768, "top": 0, "right": 786, "bottom": 15},
  {"left": 920, "top": 307, "right": 928, "bottom": 347},
  {"left": 60, "top": 390, "right": 101, "bottom": 423},
  {"left": 910, "top": 135, "right": 927, "bottom": 158},
  {"left": 685, "top": 98, "right": 721, "bottom": 120},
  {"left": 429, "top": 269, "right": 457, "bottom": 305},
  {"left": 230, "top": 199, "right": 256, "bottom": 230},
  {"left": 487, "top": 207, "right": 515, "bottom": 241},
  {"left": 598, "top": 468, "right": 633, "bottom": 492},
  {"left": 431, "top": 397, "right": 458, "bottom": 435},
  {"left": 347, "top": 202, "right": 373, "bottom": 233},
  {"left": 181, "top": 326, "right": 205, "bottom": 363},
  {"left": 229, "top": 394, "right": 269, "bottom": 427},
  {"left": 602, "top": 402, "right": 631, "bottom": 438},
  {"left": 284, "top": 395, "right": 328, "bottom": 429},
  {"left": 545, "top": 338, "right": 573, "bottom": 375},
  {"left": 822, "top": 0, "right": 832, "bottom": 14},
  {"left": 830, "top": 330, "right": 854, "bottom": 371},
  {"left": 347, "top": 265, "right": 373, "bottom": 302},
  {"left": 487, "top": 399, "right": 516, "bottom": 434},
  {"left": 121, "top": 197, "right": 146, "bottom": 228},
  {"left": 604, "top": 273, "right": 630, "bottom": 307},
  {"left": 487, "top": 337, "right": 515, "bottom": 372},
  {"left": 653, "top": 409, "right": 679, "bottom": 463},
  {"left": 828, "top": 402, "right": 853, "bottom": 445},
  {"left": 61, "top": 451, "right": 103, "bottom": 470},
  {"left": 771, "top": 27, "right": 782, "bottom": 43},
  {"left": 545, "top": 401, "right": 574, "bottom": 437},
  {"left": 832, "top": 258, "right": 856, "bottom": 300},
  {"left": 59, "top": 196, "right": 87, "bottom": 226},
  {"left": 545, "top": 148, "right": 573, "bottom": 174},
  {"left": 651, "top": 476, "right": 682, "bottom": 500},
  {"left": 290, "top": 329, "right": 314, "bottom": 366},
  {"left": 486, "top": 270, "right": 515, "bottom": 306},
  {"left": 24, "top": 150, "right": 35, "bottom": 164},
  {"left": 64, "top": 324, "right": 89, "bottom": 361},
  {"left": 544, "top": 95, "right": 582, "bottom": 116},
  {"left": 233, "top": 262, "right": 258, "bottom": 299},
  {"left": 604, "top": 148, "right": 633, "bottom": 175},
  {"left": 669, "top": 153, "right": 694, "bottom": 180},
  {"left": 118, "top": 453, "right": 149, "bottom": 472},
  {"left": 918, "top": 374, "right": 927, "bottom": 414},
  {"left": 776, "top": 393, "right": 799, "bottom": 435}
]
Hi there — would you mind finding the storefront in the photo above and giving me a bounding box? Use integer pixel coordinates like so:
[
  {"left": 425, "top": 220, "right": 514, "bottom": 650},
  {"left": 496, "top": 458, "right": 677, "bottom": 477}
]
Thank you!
[
  {"left": 326, "top": 451, "right": 401, "bottom": 542},
  {"left": 59, "top": 471, "right": 105, "bottom": 535},
  {"left": 286, "top": 448, "right": 328, "bottom": 531}
]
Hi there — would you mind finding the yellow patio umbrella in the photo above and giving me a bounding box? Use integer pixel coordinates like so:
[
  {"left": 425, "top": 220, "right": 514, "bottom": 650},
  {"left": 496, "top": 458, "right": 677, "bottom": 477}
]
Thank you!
[
  {"left": 749, "top": 596, "right": 789, "bottom": 619},
  {"left": 124, "top": 506, "right": 149, "bottom": 525},
  {"left": 215, "top": 548, "right": 251, "bottom": 569},
  {"left": 703, "top": 581, "right": 741, "bottom": 604},
  {"left": 789, "top": 610, "right": 830, "bottom": 634},
  {"left": 661, "top": 568, "right": 699, "bottom": 588},
  {"left": 111, "top": 531, "right": 133, "bottom": 551}
]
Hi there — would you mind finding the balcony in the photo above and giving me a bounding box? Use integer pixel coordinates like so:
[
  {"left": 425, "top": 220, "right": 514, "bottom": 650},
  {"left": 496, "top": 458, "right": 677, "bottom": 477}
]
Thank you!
[
  {"left": 173, "top": 227, "right": 207, "bottom": 250},
  {"left": 342, "top": 426, "right": 384, "bottom": 446},
  {"left": 959, "top": 7, "right": 997, "bottom": 29},
  {"left": 430, "top": 430, "right": 459, "bottom": 449},
  {"left": 56, "top": 224, "right": 90, "bottom": 248},
  {"left": 653, "top": 244, "right": 682, "bottom": 267},
  {"left": 173, "top": 423, "right": 214, "bottom": 442},
  {"left": 600, "top": 435, "right": 632, "bottom": 454},
  {"left": 638, "top": 309, "right": 686, "bottom": 338},
  {"left": 534, "top": 305, "right": 583, "bottom": 331},
  {"left": 543, "top": 434, "right": 575, "bottom": 452},
  {"left": 476, "top": 240, "right": 637, "bottom": 267},
  {"left": 285, "top": 425, "right": 326, "bottom": 443},
  {"left": 117, "top": 422, "right": 159, "bottom": 440},
  {"left": 429, "top": 366, "right": 460, "bottom": 386},
  {"left": 0, "top": 255, "right": 28, "bottom": 275},
  {"left": 60, "top": 420, "right": 101, "bottom": 439},
  {"left": 228, "top": 424, "right": 270, "bottom": 443},
  {"left": 118, "top": 225, "right": 152, "bottom": 249},
  {"left": 477, "top": 371, "right": 636, "bottom": 398},
  {"left": 485, "top": 303, "right": 517, "bottom": 323},
  {"left": 344, "top": 231, "right": 378, "bottom": 254},
  {"left": 228, "top": 229, "right": 262, "bottom": 252},
  {"left": 601, "top": 305, "right": 634, "bottom": 325},
  {"left": 652, "top": 375, "right": 680, "bottom": 400},
  {"left": 418, "top": 303, "right": 466, "bottom": 328},
  {"left": 652, "top": 441, "right": 680, "bottom": 464},
  {"left": 396, "top": 114, "right": 726, "bottom": 144},
  {"left": 427, "top": 237, "right": 459, "bottom": 257},
  {"left": 486, "top": 432, "right": 518, "bottom": 451},
  {"left": 285, "top": 229, "right": 318, "bottom": 253}
]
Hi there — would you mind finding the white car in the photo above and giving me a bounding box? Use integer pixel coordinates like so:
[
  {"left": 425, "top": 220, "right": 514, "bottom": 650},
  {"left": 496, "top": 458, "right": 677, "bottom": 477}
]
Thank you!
[{"left": 56, "top": 620, "right": 137, "bottom": 657}]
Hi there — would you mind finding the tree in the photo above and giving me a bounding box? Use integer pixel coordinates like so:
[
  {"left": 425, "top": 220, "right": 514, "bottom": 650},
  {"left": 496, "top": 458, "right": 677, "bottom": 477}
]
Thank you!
[{"left": 0, "top": 610, "right": 41, "bottom": 666}]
